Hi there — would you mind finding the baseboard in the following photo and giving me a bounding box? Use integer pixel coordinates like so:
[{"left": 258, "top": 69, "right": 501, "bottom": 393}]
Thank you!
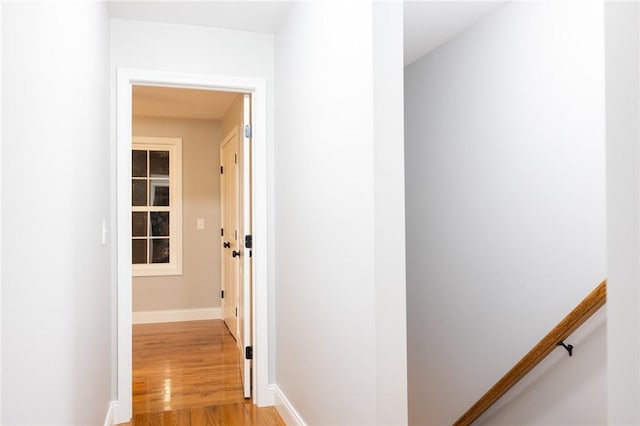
[
  {"left": 103, "top": 401, "right": 117, "bottom": 426},
  {"left": 270, "top": 385, "right": 306, "bottom": 426},
  {"left": 132, "top": 307, "right": 221, "bottom": 324}
]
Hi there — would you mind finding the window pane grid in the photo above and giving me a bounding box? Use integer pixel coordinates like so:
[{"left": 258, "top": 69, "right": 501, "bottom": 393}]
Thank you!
[{"left": 131, "top": 147, "right": 172, "bottom": 266}]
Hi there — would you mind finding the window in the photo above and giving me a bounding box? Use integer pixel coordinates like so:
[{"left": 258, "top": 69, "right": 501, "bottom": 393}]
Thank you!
[{"left": 131, "top": 137, "right": 183, "bottom": 276}]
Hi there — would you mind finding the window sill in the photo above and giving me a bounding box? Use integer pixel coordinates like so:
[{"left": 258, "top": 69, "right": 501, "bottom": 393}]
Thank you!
[{"left": 133, "top": 264, "right": 183, "bottom": 277}]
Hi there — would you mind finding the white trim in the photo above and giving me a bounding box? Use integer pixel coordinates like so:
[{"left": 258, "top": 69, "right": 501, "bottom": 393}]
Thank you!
[
  {"left": 115, "top": 68, "right": 270, "bottom": 424},
  {"left": 131, "top": 136, "right": 183, "bottom": 277},
  {"left": 270, "top": 385, "right": 307, "bottom": 426},
  {"left": 115, "top": 68, "right": 133, "bottom": 426},
  {"left": 241, "top": 93, "right": 252, "bottom": 399},
  {"left": 251, "top": 69, "right": 271, "bottom": 408},
  {"left": 103, "top": 401, "right": 118, "bottom": 426},
  {"left": 132, "top": 307, "right": 221, "bottom": 324},
  {"left": 0, "top": 2, "right": 3, "bottom": 422}
]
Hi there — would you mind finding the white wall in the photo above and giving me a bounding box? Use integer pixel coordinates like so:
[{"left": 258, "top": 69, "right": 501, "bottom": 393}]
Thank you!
[
  {"left": 2, "top": 3, "right": 112, "bottom": 424},
  {"left": 404, "top": 2, "right": 606, "bottom": 424},
  {"left": 110, "top": 18, "right": 276, "bottom": 395},
  {"left": 605, "top": 2, "right": 640, "bottom": 424},
  {"left": 478, "top": 309, "right": 606, "bottom": 425},
  {"left": 372, "top": 3, "right": 408, "bottom": 424},
  {"left": 222, "top": 94, "right": 243, "bottom": 140},
  {"left": 0, "top": 1, "right": 3, "bottom": 421},
  {"left": 110, "top": 19, "right": 274, "bottom": 78},
  {"left": 274, "top": 2, "right": 407, "bottom": 424}
]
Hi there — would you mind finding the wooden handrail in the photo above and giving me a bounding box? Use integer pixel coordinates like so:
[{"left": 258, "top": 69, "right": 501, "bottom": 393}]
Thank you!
[{"left": 453, "top": 279, "right": 607, "bottom": 426}]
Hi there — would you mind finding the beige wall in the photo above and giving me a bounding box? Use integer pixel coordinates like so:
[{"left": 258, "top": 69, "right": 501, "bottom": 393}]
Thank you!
[
  {"left": 222, "top": 93, "right": 244, "bottom": 139},
  {"left": 133, "top": 116, "right": 222, "bottom": 311}
]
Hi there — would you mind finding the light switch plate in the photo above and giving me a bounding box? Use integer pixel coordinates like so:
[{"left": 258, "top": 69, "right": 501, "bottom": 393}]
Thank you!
[
  {"left": 197, "top": 218, "right": 205, "bottom": 230},
  {"left": 102, "top": 220, "right": 108, "bottom": 245}
]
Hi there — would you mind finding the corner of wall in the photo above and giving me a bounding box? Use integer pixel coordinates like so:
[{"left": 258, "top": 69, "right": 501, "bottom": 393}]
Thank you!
[
  {"left": 372, "top": 2, "right": 408, "bottom": 425},
  {"left": 605, "top": 1, "right": 640, "bottom": 424}
]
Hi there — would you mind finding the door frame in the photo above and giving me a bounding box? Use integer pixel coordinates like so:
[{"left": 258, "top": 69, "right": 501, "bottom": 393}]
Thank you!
[{"left": 114, "top": 68, "right": 269, "bottom": 424}]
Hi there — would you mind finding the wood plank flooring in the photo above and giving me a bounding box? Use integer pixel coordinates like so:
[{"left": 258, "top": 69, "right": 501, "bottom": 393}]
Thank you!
[
  {"left": 126, "top": 401, "right": 284, "bottom": 426},
  {"left": 121, "top": 319, "right": 284, "bottom": 426}
]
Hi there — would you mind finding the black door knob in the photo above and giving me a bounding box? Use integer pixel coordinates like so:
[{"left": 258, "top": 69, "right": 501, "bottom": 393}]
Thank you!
[
  {"left": 232, "top": 250, "right": 241, "bottom": 258},
  {"left": 223, "top": 242, "right": 230, "bottom": 248}
]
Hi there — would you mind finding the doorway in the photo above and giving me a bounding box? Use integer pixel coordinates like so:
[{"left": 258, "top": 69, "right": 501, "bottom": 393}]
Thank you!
[{"left": 115, "top": 69, "right": 269, "bottom": 425}]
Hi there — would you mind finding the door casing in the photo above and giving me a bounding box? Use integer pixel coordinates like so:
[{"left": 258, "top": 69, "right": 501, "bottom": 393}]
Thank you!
[{"left": 114, "top": 68, "right": 269, "bottom": 424}]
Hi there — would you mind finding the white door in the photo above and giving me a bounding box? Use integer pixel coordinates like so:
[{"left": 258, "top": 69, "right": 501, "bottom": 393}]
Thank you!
[
  {"left": 238, "top": 94, "right": 253, "bottom": 399},
  {"left": 219, "top": 95, "right": 253, "bottom": 399},
  {"left": 220, "top": 129, "right": 239, "bottom": 341}
]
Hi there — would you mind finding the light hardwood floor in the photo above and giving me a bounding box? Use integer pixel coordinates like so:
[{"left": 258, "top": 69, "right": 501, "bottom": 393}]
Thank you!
[
  {"left": 118, "top": 319, "right": 284, "bottom": 426},
  {"left": 122, "top": 401, "right": 284, "bottom": 426}
]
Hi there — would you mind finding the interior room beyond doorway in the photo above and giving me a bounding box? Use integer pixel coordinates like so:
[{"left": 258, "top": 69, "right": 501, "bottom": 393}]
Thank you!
[
  {"left": 130, "top": 85, "right": 253, "bottom": 414},
  {"left": 131, "top": 85, "right": 243, "bottom": 325}
]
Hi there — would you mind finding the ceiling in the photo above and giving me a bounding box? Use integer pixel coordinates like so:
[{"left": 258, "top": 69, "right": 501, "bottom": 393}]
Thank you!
[
  {"left": 119, "top": 1, "right": 508, "bottom": 120},
  {"left": 109, "top": 1, "right": 507, "bottom": 66},
  {"left": 132, "top": 86, "right": 240, "bottom": 120},
  {"left": 403, "top": 1, "right": 507, "bottom": 65}
]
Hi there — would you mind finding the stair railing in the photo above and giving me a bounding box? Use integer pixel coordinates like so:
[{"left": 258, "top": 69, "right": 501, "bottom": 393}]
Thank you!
[{"left": 453, "top": 279, "right": 607, "bottom": 426}]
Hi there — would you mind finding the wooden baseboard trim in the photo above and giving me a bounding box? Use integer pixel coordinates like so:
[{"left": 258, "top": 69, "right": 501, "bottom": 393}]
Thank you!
[
  {"left": 270, "top": 385, "right": 306, "bottom": 426},
  {"left": 132, "top": 307, "right": 221, "bottom": 324}
]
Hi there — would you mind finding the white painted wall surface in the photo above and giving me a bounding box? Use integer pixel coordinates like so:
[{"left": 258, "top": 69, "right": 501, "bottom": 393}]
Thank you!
[
  {"left": 222, "top": 94, "right": 243, "bottom": 140},
  {"left": 405, "top": 2, "right": 606, "bottom": 424},
  {"left": 274, "top": 3, "right": 376, "bottom": 422},
  {"left": 110, "top": 19, "right": 274, "bottom": 80},
  {"left": 274, "top": 2, "right": 407, "bottom": 424},
  {"left": 372, "top": 3, "right": 408, "bottom": 425},
  {"left": 605, "top": 2, "right": 640, "bottom": 424},
  {"left": 2, "top": 3, "right": 111, "bottom": 424},
  {"left": 110, "top": 18, "right": 277, "bottom": 388},
  {"left": 478, "top": 310, "right": 606, "bottom": 425},
  {"left": 0, "top": 1, "right": 3, "bottom": 421}
]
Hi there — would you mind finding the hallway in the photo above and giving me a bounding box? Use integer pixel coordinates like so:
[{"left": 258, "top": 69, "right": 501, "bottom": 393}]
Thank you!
[{"left": 125, "top": 320, "right": 283, "bottom": 425}]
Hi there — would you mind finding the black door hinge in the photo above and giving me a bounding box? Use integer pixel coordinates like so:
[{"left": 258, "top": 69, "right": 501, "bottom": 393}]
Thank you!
[
  {"left": 221, "top": 290, "right": 224, "bottom": 299},
  {"left": 245, "top": 346, "right": 253, "bottom": 360},
  {"left": 220, "top": 166, "right": 223, "bottom": 174},
  {"left": 235, "top": 307, "right": 238, "bottom": 317},
  {"left": 245, "top": 234, "right": 253, "bottom": 249},
  {"left": 221, "top": 228, "right": 224, "bottom": 237}
]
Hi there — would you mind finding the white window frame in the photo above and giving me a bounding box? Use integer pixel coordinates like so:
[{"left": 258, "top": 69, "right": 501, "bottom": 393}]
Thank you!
[{"left": 131, "top": 136, "right": 183, "bottom": 277}]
